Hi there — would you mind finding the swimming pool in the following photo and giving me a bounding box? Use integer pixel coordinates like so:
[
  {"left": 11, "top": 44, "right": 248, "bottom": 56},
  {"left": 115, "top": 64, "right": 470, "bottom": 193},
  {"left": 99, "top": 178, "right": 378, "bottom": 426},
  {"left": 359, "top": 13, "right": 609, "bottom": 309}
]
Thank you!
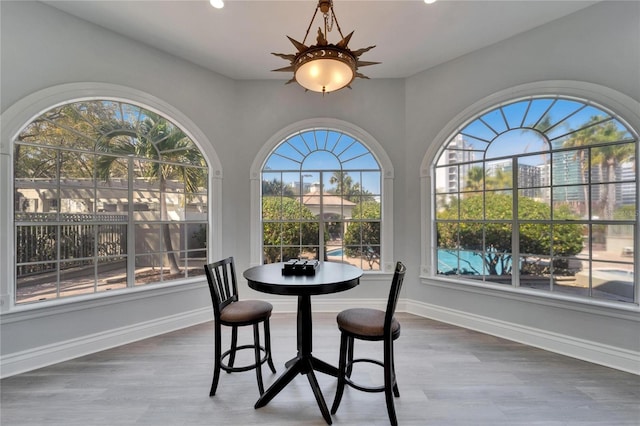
[
  {"left": 437, "top": 249, "right": 506, "bottom": 275},
  {"left": 327, "top": 248, "right": 344, "bottom": 257}
]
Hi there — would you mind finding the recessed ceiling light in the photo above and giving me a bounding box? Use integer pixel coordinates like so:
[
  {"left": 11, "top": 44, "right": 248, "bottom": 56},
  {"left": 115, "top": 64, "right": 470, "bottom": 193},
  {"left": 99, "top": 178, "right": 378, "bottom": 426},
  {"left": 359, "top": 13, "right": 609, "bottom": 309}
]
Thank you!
[{"left": 210, "top": 0, "right": 224, "bottom": 9}]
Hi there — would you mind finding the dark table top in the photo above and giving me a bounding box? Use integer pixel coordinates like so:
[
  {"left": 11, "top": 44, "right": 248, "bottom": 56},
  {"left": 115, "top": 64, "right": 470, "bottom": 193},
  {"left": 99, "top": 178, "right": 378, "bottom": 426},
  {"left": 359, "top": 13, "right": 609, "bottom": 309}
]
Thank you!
[{"left": 243, "top": 262, "right": 362, "bottom": 296}]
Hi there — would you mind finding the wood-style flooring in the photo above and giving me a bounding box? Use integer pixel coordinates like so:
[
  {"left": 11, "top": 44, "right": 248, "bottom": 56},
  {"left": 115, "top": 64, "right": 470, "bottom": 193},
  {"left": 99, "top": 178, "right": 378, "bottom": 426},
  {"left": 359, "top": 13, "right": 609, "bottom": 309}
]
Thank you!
[{"left": 1, "top": 313, "right": 639, "bottom": 425}]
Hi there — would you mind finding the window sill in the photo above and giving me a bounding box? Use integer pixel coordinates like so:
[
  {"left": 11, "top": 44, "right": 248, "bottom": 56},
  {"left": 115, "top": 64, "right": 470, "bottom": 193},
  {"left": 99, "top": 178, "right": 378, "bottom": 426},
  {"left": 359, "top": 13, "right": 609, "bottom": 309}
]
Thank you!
[
  {"left": 420, "top": 274, "right": 640, "bottom": 319},
  {"left": 0, "top": 277, "right": 206, "bottom": 322}
]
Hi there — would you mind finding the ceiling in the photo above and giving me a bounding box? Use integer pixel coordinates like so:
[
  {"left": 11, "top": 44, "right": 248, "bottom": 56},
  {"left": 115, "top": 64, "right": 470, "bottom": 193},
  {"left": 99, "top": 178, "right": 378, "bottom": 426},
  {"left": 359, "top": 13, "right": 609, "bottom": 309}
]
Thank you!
[{"left": 43, "top": 0, "right": 599, "bottom": 81}]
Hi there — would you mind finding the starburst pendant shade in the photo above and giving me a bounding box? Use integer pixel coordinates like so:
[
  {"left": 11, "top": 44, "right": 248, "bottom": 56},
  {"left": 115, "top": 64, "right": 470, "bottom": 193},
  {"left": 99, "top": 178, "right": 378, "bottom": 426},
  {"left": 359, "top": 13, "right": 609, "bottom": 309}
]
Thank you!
[{"left": 272, "top": 1, "right": 379, "bottom": 94}]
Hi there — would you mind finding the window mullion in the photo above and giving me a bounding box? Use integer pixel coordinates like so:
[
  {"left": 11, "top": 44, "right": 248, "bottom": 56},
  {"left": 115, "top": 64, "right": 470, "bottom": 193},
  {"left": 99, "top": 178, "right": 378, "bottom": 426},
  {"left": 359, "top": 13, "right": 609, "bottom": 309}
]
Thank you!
[
  {"left": 93, "top": 159, "right": 98, "bottom": 294},
  {"left": 319, "top": 171, "right": 325, "bottom": 259},
  {"left": 127, "top": 156, "right": 135, "bottom": 288},
  {"left": 56, "top": 149, "right": 62, "bottom": 299},
  {"left": 512, "top": 157, "right": 520, "bottom": 288}
]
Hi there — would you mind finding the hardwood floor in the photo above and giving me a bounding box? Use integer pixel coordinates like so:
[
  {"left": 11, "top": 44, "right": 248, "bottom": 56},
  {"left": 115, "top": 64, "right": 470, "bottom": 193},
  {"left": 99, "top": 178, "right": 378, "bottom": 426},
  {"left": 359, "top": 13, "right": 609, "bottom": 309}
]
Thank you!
[{"left": 2, "top": 312, "right": 639, "bottom": 425}]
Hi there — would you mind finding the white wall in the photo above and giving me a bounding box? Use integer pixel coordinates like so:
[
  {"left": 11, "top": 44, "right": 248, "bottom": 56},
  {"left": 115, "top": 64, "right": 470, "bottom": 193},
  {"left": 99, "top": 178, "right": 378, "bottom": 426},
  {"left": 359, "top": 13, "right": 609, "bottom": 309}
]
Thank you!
[{"left": 1, "top": 0, "right": 638, "bottom": 377}]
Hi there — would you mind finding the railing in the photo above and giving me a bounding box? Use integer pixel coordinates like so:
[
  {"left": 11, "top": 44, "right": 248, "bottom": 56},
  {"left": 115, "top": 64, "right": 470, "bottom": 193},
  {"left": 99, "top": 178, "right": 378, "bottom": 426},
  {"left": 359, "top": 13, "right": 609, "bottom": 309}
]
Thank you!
[
  {"left": 15, "top": 212, "right": 128, "bottom": 222},
  {"left": 16, "top": 213, "right": 127, "bottom": 277}
]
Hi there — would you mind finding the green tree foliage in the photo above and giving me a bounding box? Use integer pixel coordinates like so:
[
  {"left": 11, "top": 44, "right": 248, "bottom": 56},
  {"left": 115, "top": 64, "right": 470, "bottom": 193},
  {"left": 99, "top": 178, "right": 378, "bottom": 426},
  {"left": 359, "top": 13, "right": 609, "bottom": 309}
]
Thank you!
[
  {"left": 344, "top": 201, "right": 381, "bottom": 268},
  {"left": 262, "top": 179, "right": 295, "bottom": 196},
  {"left": 614, "top": 204, "right": 636, "bottom": 221},
  {"left": 562, "top": 116, "right": 633, "bottom": 219},
  {"left": 95, "top": 110, "right": 206, "bottom": 274},
  {"left": 486, "top": 168, "right": 512, "bottom": 190},
  {"left": 464, "top": 166, "right": 512, "bottom": 192},
  {"left": 15, "top": 102, "right": 116, "bottom": 210},
  {"left": 464, "top": 166, "right": 484, "bottom": 191},
  {"left": 262, "top": 196, "right": 319, "bottom": 263},
  {"left": 328, "top": 171, "right": 375, "bottom": 202},
  {"left": 438, "top": 193, "right": 583, "bottom": 275}
]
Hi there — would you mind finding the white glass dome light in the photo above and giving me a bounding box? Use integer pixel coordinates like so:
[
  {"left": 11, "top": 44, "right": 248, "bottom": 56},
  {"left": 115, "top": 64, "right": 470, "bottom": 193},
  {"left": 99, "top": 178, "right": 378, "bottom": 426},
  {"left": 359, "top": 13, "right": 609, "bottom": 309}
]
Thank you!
[{"left": 295, "top": 55, "right": 356, "bottom": 94}]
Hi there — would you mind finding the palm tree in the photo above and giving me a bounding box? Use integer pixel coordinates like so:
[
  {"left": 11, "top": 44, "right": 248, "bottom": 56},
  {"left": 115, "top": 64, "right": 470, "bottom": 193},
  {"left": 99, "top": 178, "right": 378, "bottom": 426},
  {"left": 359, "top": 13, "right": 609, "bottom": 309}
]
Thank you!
[
  {"left": 464, "top": 166, "right": 484, "bottom": 191},
  {"left": 329, "top": 172, "right": 355, "bottom": 199},
  {"left": 562, "top": 117, "right": 632, "bottom": 219},
  {"left": 96, "top": 111, "right": 205, "bottom": 275},
  {"left": 262, "top": 178, "right": 295, "bottom": 196},
  {"left": 485, "top": 168, "right": 512, "bottom": 190},
  {"left": 328, "top": 171, "right": 375, "bottom": 202}
]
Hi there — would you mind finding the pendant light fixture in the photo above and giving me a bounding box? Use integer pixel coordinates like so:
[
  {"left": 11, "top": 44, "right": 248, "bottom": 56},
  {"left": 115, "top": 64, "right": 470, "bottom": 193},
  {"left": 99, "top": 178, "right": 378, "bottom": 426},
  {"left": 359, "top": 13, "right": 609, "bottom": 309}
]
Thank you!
[{"left": 271, "top": 0, "right": 379, "bottom": 94}]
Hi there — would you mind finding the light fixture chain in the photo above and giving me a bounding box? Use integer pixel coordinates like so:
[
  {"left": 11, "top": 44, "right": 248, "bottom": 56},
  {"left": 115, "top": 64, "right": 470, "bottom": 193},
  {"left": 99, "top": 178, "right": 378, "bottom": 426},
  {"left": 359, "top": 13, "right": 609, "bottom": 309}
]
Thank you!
[{"left": 325, "top": 8, "right": 334, "bottom": 33}]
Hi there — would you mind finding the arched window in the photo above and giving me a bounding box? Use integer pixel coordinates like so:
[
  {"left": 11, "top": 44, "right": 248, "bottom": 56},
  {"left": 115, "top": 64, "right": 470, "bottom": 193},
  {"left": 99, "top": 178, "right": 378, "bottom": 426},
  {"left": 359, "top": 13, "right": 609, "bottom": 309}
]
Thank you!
[
  {"left": 12, "top": 99, "right": 210, "bottom": 304},
  {"left": 430, "top": 91, "right": 638, "bottom": 304},
  {"left": 254, "top": 120, "right": 393, "bottom": 271}
]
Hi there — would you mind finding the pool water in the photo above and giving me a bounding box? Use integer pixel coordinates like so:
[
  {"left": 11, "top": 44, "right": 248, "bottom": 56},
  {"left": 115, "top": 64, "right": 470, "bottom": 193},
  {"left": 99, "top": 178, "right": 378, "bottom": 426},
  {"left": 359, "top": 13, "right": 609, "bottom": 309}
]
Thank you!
[
  {"left": 437, "top": 249, "right": 508, "bottom": 275},
  {"left": 327, "top": 248, "right": 344, "bottom": 257}
]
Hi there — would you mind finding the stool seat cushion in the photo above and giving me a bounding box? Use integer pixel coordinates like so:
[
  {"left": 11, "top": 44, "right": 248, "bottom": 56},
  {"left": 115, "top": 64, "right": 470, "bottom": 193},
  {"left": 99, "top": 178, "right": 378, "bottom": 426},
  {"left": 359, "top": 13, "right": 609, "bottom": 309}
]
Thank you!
[
  {"left": 337, "top": 308, "right": 400, "bottom": 338},
  {"left": 220, "top": 300, "right": 273, "bottom": 323}
]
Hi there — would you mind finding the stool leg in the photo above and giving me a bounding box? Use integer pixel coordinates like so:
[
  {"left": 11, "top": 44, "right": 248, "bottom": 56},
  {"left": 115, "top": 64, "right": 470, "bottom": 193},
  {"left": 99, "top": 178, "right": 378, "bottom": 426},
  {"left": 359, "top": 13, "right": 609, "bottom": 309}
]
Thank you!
[
  {"left": 253, "top": 323, "right": 265, "bottom": 395},
  {"left": 346, "top": 336, "right": 355, "bottom": 378},
  {"left": 228, "top": 326, "right": 238, "bottom": 369},
  {"left": 384, "top": 338, "right": 398, "bottom": 426},
  {"left": 331, "top": 332, "right": 349, "bottom": 414},
  {"left": 210, "top": 322, "right": 222, "bottom": 396},
  {"left": 391, "top": 338, "right": 399, "bottom": 397},
  {"left": 264, "top": 319, "right": 276, "bottom": 373}
]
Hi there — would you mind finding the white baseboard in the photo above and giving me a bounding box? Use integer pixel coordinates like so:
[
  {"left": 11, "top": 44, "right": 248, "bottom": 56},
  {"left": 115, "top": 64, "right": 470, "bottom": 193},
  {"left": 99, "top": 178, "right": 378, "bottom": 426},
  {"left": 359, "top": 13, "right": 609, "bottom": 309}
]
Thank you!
[
  {"left": 2, "top": 299, "right": 638, "bottom": 378},
  {"left": 0, "top": 307, "right": 212, "bottom": 379},
  {"left": 404, "top": 299, "right": 640, "bottom": 375}
]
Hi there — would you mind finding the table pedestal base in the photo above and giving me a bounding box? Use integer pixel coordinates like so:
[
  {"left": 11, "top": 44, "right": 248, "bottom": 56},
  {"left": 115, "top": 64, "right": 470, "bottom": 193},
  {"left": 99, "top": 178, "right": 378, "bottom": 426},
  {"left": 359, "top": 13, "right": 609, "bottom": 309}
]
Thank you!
[
  {"left": 255, "top": 355, "right": 336, "bottom": 424},
  {"left": 254, "top": 295, "right": 336, "bottom": 425}
]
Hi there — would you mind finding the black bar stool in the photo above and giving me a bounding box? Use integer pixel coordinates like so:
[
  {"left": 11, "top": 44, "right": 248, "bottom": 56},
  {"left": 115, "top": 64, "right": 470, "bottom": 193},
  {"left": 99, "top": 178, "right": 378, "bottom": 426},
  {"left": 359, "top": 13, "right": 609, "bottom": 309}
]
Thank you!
[
  {"left": 204, "top": 256, "right": 276, "bottom": 396},
  {"left": 331, "top": 261, "right": 406, "bottom": 425}
]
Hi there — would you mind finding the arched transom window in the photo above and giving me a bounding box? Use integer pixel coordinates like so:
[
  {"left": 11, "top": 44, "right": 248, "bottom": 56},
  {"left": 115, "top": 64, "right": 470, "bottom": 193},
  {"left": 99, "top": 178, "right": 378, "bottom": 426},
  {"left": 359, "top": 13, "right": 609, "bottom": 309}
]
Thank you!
[
  {"left": 434, "top": 96, "right": 638, "bottom": 304},
  {"left": 262, "top": 128, "right": 382, "bottom": 270},
  {"left": 14, "top": 100, "right": 208, "bottom": 304}
]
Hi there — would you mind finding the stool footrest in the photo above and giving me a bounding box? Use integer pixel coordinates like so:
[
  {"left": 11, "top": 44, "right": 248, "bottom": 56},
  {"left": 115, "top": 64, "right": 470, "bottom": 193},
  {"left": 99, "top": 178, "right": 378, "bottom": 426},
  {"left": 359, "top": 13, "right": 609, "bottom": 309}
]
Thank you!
[
  {"left": 343, "top": 358, "right": 387, "bottom": 393},
  {"left": 220, "top": 344, "right": 269, "bottom": 373}
]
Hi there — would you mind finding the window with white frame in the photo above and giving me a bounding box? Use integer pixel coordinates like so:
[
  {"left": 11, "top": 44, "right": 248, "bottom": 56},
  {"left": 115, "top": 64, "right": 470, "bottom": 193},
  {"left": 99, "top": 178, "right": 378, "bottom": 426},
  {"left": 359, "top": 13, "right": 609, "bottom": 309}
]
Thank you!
[
  {"left": 260, "top": 127, "right": 385, "bottom": 270},
  {"left": 13, "top": 100, "right": 209, "bottom": 304},
  {"left": 432, "top": 95, "right": 638, "bottom": 304}
]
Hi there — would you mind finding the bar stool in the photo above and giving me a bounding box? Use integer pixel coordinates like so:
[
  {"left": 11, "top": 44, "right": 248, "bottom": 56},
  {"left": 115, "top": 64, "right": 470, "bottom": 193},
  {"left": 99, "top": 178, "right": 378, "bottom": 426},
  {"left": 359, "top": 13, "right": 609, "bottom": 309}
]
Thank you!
[
  {"left": 204, "top": 256, "right": 276, "bottom": 396},
  {"left": 331, "top": 261, "right": 406, "bottom": 426}
]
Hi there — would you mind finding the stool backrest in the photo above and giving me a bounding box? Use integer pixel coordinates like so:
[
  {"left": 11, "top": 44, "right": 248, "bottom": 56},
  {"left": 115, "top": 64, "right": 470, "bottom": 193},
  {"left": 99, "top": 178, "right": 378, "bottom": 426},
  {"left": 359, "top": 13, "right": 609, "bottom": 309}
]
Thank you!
[
  {"left": 384, "top": 261, "right": 406, "bottom": 335},
  {"left": 204, "top": 256, "right": 239, "bottom": 320}
]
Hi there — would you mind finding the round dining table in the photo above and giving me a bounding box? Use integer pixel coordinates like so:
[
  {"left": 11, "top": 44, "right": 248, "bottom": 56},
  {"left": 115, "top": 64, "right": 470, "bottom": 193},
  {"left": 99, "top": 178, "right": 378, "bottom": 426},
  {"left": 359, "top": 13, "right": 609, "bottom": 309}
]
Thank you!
[{"left": 243, "top": 261, "right": 362, "bottom": 425}]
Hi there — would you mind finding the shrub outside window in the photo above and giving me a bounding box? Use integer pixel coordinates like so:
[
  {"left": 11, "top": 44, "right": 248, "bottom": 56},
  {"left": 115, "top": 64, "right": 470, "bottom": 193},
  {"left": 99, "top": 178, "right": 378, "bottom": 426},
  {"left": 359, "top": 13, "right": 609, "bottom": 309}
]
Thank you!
[
  {"left": 261, "top": 128, "right": 382, "bottom": 270},
  {"left": 434, "top": 96, "right": 638, "bottom": 304},
  {"left": 14, "top": 100, "right": 208, "bottom": 304}
]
